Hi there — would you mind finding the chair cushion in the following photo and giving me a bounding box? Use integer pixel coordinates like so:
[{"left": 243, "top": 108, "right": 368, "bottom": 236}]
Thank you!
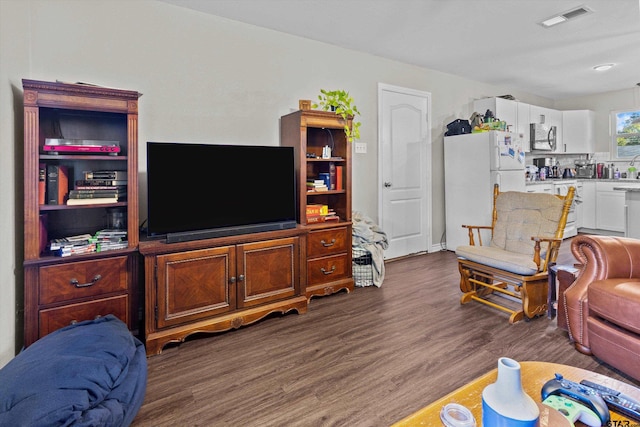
[
  {"left": 0, "top": 315, "right": 147, "bottom": 427},
  {"left": 490, "top": 191, "right": 564, "bottom": 255},
  {"left": 588, "top": 279, "right": 640, "bottom": 335},
  {"left": 456, "top": 245, "right": 539, "bottom": 275}
]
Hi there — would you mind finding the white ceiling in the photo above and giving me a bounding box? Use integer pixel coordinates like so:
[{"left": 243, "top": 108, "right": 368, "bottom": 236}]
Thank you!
[{"left": 159, "top": 0, "right": 640, "bottom": 100}]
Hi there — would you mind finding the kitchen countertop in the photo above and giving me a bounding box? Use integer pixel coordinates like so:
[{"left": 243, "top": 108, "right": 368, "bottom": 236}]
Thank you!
[
  {"left": 526, "top": 178, "right": 640, "bottom": 185},
  {"left": 614, "top": 186, "right": 640, "bottom": 192}
]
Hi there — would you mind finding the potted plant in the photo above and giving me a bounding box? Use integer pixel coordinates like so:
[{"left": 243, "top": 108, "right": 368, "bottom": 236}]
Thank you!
[{"left": 313, "top": 89, "right": 361, "bottom": 142}]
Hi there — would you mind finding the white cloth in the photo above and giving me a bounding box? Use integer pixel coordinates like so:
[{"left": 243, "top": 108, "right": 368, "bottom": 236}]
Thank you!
[{"left": 352, "top": 211, "right": 389, "bottom": 287}]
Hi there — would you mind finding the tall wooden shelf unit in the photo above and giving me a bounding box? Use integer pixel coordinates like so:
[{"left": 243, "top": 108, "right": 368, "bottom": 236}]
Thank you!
[
  {"left": 22, "top": 79, "right": 141, "bottom": 346},
  {"left": 280, "top": 110, "right": 354, "bottom": 299}
]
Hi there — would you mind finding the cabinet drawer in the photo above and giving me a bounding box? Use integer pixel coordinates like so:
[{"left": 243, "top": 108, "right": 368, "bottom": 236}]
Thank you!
[
  {"left": 39, "top": 256, "right": 128, "bottom": 305},
  {"left": 307, "top": 227, "right": 349, "bottom": 257},
  {"left": 307, "top": 253, "right": 349, "bottom": 286},
  {"left": 39, "top": 294, "right": 128, "bottom": 337}
]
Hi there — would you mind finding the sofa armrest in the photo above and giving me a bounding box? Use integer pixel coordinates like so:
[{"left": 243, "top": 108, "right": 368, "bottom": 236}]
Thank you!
[{"left": 564, "top": 235, "right": 640, "bottom": 352}]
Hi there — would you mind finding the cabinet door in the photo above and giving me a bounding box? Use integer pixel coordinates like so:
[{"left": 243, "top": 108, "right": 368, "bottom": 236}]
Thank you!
[
  {"left": 517, "top": 102, "right": 531, "bottom": 152},
  {"left": 236, "top": 236, "right": 300, "bottom": 308},
  {"left": 581, "top": 181, "right": 596, "bottom": 229},
  {"left": 562, "top": 110, "right": 595, "bottom": 154},
  {"left": 596, "top": 190, "right": 626, "bottom": 232},
  {"left": 156, "top": 246, "right": 235, "bottom": 328}
]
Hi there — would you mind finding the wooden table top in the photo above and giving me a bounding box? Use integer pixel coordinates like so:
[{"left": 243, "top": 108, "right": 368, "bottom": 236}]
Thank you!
[{"left": 392, "top": 361, "right": 640, "bottom": 427}]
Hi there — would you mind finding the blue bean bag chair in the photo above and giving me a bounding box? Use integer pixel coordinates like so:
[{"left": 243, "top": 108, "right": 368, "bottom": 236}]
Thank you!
[{"left": 0, "top": 315, "right": 147, "bottom": 426}]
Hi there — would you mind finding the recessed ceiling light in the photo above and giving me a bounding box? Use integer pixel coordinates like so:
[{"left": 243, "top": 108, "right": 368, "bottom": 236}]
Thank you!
[
  {"left": 539, "top": 5, "right": 594, "bottom": 28},
  {"left": 593, "top": 64, "right": 615, "bottom": 71}
]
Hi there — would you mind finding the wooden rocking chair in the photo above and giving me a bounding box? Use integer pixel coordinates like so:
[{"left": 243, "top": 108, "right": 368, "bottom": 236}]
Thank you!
[{"left": 456, "top": 184, "right": 575, "bottom": 323}]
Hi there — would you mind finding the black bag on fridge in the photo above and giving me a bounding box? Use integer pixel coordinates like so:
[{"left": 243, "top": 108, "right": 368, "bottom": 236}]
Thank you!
[{"left": 444, "top": 119, "right": 471, "bottom": 136}]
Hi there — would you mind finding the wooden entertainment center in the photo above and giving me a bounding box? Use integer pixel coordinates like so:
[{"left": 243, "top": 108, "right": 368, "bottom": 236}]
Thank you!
[
  {"left": 139, "top": 228, "right": 308, "bottom": 355},
  {"left": 22, "top": 81, "right": 353, "bottom": 355},
  {"left": 140, "top": 110, "right": 354, "bottom": 355}
]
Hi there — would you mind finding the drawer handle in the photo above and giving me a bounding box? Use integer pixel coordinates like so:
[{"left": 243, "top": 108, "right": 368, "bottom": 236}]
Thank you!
[
  {"left": 70, "top": 274, "right": 102, "bottom": 288},
  {"left": 321, "top": 239, "right": 336, "bottom": 247},
  {"left": 320, "top": 266, "right": 336, "bottom": 275}
]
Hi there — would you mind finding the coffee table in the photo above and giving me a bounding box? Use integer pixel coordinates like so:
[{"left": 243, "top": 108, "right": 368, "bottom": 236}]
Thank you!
[{"left": 392, "top": 361, "right": 640, "bottom": 426}]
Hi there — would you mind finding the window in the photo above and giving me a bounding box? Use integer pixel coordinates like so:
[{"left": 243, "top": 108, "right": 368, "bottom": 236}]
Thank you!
[{"left": 612, "top": 109, "right": 640, "bottom": 159}]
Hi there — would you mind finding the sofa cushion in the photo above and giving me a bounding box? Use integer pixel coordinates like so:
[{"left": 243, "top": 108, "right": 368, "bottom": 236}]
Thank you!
[
  {"left": 587, "top": 317, "right": 640, "bottom": 382},
  {"left": 588, "top": 279, "right": 640, "bottom": 335},
  {"left": 456, "top": 245, "right": 539, "bottom": 275},
  {"left": 0, "top": 315, "right": 147, "bottom": 427}
]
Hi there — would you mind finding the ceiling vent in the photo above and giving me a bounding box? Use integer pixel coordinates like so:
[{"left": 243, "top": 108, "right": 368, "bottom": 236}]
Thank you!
[{"left": 540, "top": 5, "right": 594, "bottom": 28}]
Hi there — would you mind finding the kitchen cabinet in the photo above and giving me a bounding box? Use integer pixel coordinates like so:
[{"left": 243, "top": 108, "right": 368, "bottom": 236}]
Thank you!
[
  {"left": 595, "top": 182, "right": 633, "bottom": 232},
  {"left": 530, "top": 105, "right": 563, "bottom": 153},
  {"left": 473, "top": 97, "right": 530, "bottom": 151},
  {"left": 625, "top": 190, "right": 640, "bottom": 239},
  {"left": 140, "top": 228, "right": 308, "bottom": 355},
  {"left": 554, "top": 181, "right": 577, "bottom": 238},
  {"left": 562, "top": 110, "right": 595, "bottom": 154},
  {"left": 526, "top": 183, "right": 554, "bottom": 194},
  {"left": 580, "top": 181, "right": 596, "bottom": 229},
  {"left": 517, "top": 102, "right": 531, "bottom": 150}
]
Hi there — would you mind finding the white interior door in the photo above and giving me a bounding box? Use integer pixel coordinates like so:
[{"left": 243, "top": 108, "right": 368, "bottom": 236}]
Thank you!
[{"left": 378, "top": 84, "right": 431, "bottom": 259}]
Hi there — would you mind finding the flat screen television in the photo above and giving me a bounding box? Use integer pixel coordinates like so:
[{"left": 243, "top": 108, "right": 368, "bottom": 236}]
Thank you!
[{"left": 146, "top": 142, "right": 297, "bottom": 243}]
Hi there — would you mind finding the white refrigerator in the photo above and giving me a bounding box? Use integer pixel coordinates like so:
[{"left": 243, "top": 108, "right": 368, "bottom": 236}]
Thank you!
[{"left": 444, "top": 131, "right": 526, "bottom": 251}]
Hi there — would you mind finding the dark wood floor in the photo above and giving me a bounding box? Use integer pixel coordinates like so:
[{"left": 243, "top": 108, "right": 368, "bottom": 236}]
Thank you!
[{"left": 132, "top": 238, "right": 638, "bottom": 427}]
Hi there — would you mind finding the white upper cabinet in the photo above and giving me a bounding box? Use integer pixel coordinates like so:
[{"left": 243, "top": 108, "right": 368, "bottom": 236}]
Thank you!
[
  {"left": 473, "top": 97, "right": 531, "bottom": 152},
  {"left": 561, "top": 110, "right": 595, "bottom": 154}
]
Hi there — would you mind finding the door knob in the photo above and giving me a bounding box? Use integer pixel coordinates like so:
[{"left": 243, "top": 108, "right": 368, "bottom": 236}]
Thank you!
[{"left": 384, "top": 182, "right": 392, "bottom": 187}]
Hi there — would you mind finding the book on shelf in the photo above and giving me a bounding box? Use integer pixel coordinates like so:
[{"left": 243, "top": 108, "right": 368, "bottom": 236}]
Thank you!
[
  {"left": 74, "top": 185, "right": 127, "bottom": 191},
  {"left": 83, "top": 170, "right": 127, "bottom": 180},
  {"left": 68, "top": 189, "right": 127, "bottom": 199},
  {"left": 336, "top": 165, "right": 344, "bottom": 191},
  {"left": 306, "top": 204, "right": 329, "bottom": 216},
  {"left": 307, "top": 179, "right": 328, "bottom": 192},
  {"left": 66, "top": 196, "right": 119, "bottom": 206},
  {"left": 38, "top": 163, "right": 46, "bottom": 205},
  {"left": 46, "top": 164, "right": 70, "bottom": 205},
  {"left": 306, "top": 213, "right": 340, "bottom": 224},
  {"left": 329, "top": 162, "right": 336, "bottom": 190},
  {"left": 75, "top": 179, "right": 128, "bottom": 187}
]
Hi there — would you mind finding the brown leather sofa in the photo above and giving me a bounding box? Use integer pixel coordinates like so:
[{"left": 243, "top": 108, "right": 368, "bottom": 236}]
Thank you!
[{"left": 563, "top": 235, "right": 640, "bottom": 381}]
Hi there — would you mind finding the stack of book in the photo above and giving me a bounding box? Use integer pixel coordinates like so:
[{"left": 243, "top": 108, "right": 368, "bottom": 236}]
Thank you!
[
  {"left": 67, "top": 170, "right": 127, "bottom": 205},
  {"left": 49, "top": 234, "right": 96, "bottom": 257},
  {"left": 307, "top": 179, "right": 328, "bottom": 192},
  {"left": 306, "top": 204, "right": 339, "bottom": 224},
  {"left": 94, "top": 229, "right": 128, "bottom": 252},
  {"left": 48, "top": 229, "right": 128, "bottom": 257}
]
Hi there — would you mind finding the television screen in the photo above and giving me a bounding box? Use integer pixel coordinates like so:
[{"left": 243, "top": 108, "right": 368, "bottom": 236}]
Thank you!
[{"left": 146, "top": 142, "right": 297, "bottom": 242}]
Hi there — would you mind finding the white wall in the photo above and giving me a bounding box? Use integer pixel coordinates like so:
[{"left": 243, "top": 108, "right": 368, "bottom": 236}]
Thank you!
[{"left": 0, "top": 0, "right": 628, "bottom": 367}]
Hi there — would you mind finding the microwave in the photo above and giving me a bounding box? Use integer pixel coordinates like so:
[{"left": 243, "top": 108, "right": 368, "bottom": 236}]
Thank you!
[{"left": 530, "top": 123, "right": 557, "bottom": 151}]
